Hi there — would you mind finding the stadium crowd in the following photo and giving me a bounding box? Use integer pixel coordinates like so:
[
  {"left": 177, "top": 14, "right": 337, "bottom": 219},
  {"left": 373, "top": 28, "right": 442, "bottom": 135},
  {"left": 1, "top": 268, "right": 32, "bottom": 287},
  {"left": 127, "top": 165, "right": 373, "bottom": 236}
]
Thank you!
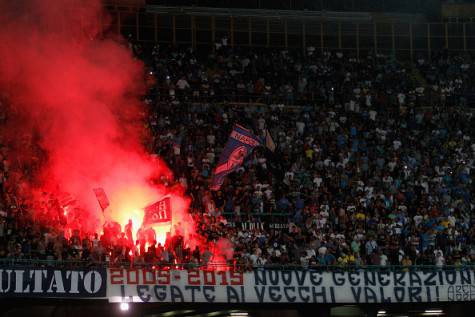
[{"left": 1, "top": 45, "right": 475, "bottom": 270}]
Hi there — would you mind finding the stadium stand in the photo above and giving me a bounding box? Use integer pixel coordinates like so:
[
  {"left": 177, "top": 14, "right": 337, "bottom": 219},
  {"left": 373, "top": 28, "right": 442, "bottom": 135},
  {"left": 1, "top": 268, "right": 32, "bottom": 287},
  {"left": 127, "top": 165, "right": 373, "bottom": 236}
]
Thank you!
[{"left": 1, "top": 43, "right": 475, "bottom": 271}]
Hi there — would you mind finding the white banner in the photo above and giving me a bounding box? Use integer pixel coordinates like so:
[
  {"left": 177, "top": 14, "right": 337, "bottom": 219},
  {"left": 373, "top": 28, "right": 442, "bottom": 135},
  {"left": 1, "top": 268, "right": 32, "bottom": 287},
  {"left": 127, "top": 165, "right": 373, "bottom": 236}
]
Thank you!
[
  {"left": 107, "top": 268, "right": 475, "bottom": 303},
  {"left": 0, "top": 267, "right": 107, "bottom": 298}
]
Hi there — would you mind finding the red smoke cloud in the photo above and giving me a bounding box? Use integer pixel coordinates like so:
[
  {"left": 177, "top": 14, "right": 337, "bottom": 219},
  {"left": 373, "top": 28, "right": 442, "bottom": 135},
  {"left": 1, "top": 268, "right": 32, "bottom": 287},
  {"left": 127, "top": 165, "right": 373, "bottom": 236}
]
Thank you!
[{"left": 0, "top": 0, "right": 196, "bottom": 246}]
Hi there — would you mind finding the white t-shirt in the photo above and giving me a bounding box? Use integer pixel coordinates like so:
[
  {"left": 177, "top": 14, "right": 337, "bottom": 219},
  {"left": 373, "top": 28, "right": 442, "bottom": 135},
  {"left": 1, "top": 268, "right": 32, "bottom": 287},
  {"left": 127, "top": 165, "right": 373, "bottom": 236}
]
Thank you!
[
  {"left": 380, "top": 254, "right": 389, "bottom": 266},
  {"left": 393, "top": 140, "right": 402, "bottom": 150},
  {"left": 397, "top": 93, "right": 406, "bottom": 105},
  {"left": 369, "top": 110, "right": 377, "bottom": 121},
  {"left": 176, "top": 79, "right": 190, "bottom": 90},
  {"left": 435, "top": 255, "right": 445, "bottom": 267}
]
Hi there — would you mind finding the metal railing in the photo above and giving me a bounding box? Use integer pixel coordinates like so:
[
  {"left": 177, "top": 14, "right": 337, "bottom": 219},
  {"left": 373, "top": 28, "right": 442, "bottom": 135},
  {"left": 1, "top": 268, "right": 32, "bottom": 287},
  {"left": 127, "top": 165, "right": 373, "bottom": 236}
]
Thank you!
[
  {"left": 142, "top": 1, "right": 428, "bottom": 13},
  {"left": 0, "top": 258, "right": 473, "bottom": 272},
  {"left": 104, "top": 7, "right": 475, "bottom": 60},
  {"left": 149, "top": 91, "right": 472, "bottom": 108}
]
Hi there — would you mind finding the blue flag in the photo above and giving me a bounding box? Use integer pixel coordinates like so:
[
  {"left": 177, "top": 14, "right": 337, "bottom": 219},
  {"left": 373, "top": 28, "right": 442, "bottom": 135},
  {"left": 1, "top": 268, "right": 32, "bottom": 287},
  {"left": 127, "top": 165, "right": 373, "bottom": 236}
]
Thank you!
[{"left": 210, "top": 124, "right": 262, "bottom": 191}]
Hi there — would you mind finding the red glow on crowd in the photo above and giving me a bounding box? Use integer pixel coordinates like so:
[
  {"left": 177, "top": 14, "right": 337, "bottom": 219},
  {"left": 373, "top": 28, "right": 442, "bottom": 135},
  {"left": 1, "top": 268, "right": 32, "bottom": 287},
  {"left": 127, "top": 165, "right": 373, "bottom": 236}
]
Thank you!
[{"left": 0, "top": 0, "right": 218, "bottom": 262}]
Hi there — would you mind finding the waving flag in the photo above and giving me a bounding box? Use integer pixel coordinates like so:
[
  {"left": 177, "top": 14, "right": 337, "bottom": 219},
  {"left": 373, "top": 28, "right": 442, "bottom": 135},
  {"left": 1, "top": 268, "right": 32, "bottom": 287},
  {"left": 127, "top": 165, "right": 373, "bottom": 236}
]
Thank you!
[
  {"left": 265, "top": 129, "right": 276, "bottom": 152},
  {"left": 210, "top": 124, "right": 262, "bottom": 191},
  {"left": 93, "top": 188, "right": 110, "bottom": 212},
  {"left": 143, "top": 195, "right": 172, "bottom": 226},
  {"left": 58, "top": 192, "right": 76, "bottom": 208}
]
